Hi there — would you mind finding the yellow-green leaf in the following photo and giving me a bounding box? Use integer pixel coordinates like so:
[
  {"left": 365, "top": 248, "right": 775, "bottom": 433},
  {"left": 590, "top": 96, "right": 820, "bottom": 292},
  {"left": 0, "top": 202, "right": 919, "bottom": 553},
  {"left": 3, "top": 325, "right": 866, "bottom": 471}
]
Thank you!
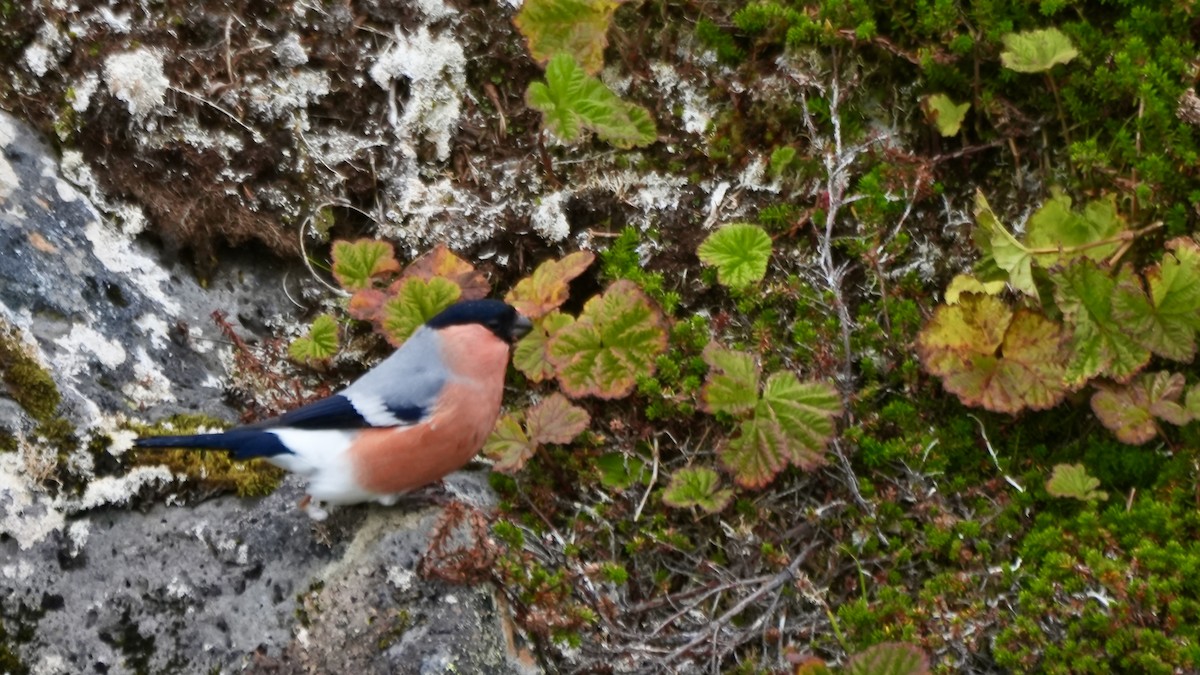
[
  {"left": 547, "top": 280, "right": 667, "bottom": 398},
  {"left": 701, "top": 344, "right": 759, "bottom": 415},
  {"left": 973, "top": 191, "right": 1036, "bottom": 297},
  {"left": 1111, "top": 238, "right": 1200, "bottom": 362},
  {"left": 844, "top": 642, "right": 931, "bottom": 675},
  {"left": 378, "top": 277, "right": 461, "bottom": 345},
  {"left": 484, "top": 414, "right": 535, "bottom": 474},
  {"left": 697, "top": 223, "right": 773, "bottom": 289},
  {"left": 661, "top": 466, "right": 733, "bottom": 514},
  {"left": 1053, "top": 260, "right": 1149, "bottom": 385},
  {"left": 1045, "top": 463, "right": 1108, "bottom": 502},
  {"left": 1026, "top": 190, "right": 1126, "bottom": 268},
  {"left": 922, "top": 94, "right": 970, "bottom": 137},
  {"left": 527, "top": 53, "right": 656, "bottom": 149},
  {"left": 331, "top": 239, "right": 401, "bottom": 291},
  {"left": 288, "top": 314, "right": 339, "bottom": 364},
  {"left": 513, "top": 311, "right": 575, "bottom": 382},
  {"left": 1000, "top": 27, "right": 1078, "bottom": 73},
  {"left": 514, "top": 0, "right": 620, "bottom": 75}
]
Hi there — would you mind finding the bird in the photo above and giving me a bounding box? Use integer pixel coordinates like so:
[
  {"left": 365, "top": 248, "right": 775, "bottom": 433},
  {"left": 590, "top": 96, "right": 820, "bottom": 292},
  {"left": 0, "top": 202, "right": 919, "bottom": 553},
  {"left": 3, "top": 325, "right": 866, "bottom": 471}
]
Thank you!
[{"left": 135, "top": 299, "right": 533, "bottom": 519}]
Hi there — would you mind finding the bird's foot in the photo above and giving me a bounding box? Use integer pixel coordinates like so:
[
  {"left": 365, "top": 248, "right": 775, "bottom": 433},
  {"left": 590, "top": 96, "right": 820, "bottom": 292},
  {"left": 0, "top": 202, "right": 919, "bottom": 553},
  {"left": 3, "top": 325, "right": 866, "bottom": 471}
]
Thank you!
[{"left": 298, "top": 494, "right": 331, "bottom": 521}]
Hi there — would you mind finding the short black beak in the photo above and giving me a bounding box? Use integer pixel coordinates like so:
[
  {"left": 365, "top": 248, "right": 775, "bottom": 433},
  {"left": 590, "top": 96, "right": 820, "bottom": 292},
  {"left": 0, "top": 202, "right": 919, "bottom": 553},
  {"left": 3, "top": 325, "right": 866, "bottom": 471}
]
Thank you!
[{"left": 511, "top": 314, "right": 534, "bottom": 340}]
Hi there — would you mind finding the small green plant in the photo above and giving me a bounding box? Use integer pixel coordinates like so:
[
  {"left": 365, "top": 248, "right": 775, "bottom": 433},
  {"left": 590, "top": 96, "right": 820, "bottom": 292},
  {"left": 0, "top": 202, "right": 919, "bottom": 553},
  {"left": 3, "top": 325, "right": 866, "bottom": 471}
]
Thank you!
[
  {"left": 526, "top": 53, "right": 657, "bottom": 149},
  {"left": 697, "top": 223, "right": 773, "bottom": 290},
  {"left": 999, "top": 27, "right": 1078, "bottom": 74},
  {"left": 661, "top": 466, "right": 733, "bottom": 514},
  {"left": 288, "top": 314, "right": 340, "bottom": 365},
  {"left": 1045, "top": 463, "right": 1108, "bottom": 503},
  {"left": 702, "top": 345, "right": 842, "bottom": 488}
]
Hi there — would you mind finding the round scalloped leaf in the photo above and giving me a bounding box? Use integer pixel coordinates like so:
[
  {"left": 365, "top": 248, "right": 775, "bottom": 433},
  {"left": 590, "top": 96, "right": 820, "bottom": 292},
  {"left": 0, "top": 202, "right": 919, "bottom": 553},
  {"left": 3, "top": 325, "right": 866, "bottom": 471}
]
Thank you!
[
  {"left": 661, "top": 466, "right": 733, "bottom": 514},
  {"left": 483, "top": 414, "right": 535, "bottom": 474},
  {"left": 1045, "top": 463, "right": 1108, "bottom": 502},
  {"left": 917, "top": 293, "right": 1013, "bottom": 377},
  {"left": 331, "top": 239, "right": 401, "bottom": 291},
  {"left": 697, "top": 223, "right": 773, "bottom": 290},
  {"left": 1000, "top": 27, "right": 1078, "bottom": 73},
  {"left": 378, "top": 277, "right": 461, "bottom": 346},
  {"left": 288, "top": 314, "right": 339, "bottom": 365},
  {"left": 525, "top": 392, "right": 590, "bottom": 445},
  {"left": 757, "top": 373, "right": 841, "bottom": 471},
  {"left": 547, "top": 280, "right": 667, "bottom": 399},
  {"left": 1026, "top": 191, "right": 1126, "bottom": 268},
  {"left": 506, "top": 251, "right": 596, "bottom": 319},
  {"left": 701, "top": 344, "right": 760, "bottom": 415},
  {"left": 402, "top": 243, "right": 490, "bottom": 301}
]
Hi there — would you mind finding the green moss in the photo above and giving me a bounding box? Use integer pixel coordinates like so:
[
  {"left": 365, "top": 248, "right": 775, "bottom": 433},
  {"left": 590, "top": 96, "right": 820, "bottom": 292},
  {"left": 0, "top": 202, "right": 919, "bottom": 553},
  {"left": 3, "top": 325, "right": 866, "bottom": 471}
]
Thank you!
[
  {"left": 0, "top": 322, "right": 61, "bottom": 423},
  {"left": 130, "top": 414, "right": 285, "bottom": 497}
]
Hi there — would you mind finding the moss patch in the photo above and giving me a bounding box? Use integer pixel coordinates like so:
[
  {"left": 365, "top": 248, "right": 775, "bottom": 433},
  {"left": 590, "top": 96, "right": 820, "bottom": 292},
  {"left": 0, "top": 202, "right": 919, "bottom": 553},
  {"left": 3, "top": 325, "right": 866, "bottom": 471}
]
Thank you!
[
  {"left": 0, "top": 322, "right": 60, "bottom": 424},
  {"left": 129, "top": 414, "right": 285, "bottom": 498}
]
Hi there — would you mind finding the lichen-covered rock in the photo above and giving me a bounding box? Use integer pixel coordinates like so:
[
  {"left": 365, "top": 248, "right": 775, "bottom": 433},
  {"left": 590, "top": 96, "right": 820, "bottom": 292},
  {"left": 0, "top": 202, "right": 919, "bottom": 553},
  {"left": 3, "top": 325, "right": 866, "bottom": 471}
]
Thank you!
[{"left": 0, "top": 111, "right": 537, "bottom": 674}]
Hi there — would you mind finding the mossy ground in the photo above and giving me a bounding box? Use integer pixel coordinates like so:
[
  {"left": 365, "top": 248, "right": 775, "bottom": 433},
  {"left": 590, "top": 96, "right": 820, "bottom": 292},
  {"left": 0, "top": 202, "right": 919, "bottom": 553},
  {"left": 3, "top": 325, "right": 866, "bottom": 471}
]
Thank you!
[{"left": 4, "top": 0, "right": 1200, "bottom": 671}]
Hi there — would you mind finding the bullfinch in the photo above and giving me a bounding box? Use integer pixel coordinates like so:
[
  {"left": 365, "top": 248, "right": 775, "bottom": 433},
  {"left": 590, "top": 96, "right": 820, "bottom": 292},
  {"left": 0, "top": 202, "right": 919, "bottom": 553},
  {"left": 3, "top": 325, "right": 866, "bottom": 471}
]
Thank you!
[{"left": 136, "top": 299, "right": 533, "bottom": 519}]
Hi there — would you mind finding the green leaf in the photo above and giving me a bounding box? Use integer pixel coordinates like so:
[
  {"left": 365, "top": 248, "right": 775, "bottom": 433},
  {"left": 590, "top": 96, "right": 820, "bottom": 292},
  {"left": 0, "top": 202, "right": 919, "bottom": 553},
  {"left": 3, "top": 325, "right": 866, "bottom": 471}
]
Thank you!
[
  {"left": 922, "top": 94, "right": 970, "bottom": 137},
  {"left": 917, "top": 295, "right": 1071, "bottom": 414},
  {"left": 661, "top": 466, "right": 733, "bottom": 514},
  {"left": 506, "top": 251, "right": 596, "bottom": 319},
  {"left": 718, "top": 372, "right": 841, "bottom": 489},
  {"left": 288, "top": 314, "right": 339, "bottom": 364},
  {"left": 514, "top": 0, "right": 620, "bottom": 75},
  {"left": 844, "top": 642, "right": 931, "bottom": 675},
  {"left": 1112, "top": 238, "right": 1200, "bottom": 362},
  {"left": 596, "top": 452, "right": 646, "bottom": 490},
  {"left": 973, "top": 191, "right": 1036, "bottom": 298},
  {"left": 1045, "top": 463, "right": 1108, "bottom": 502},
  {"left": 378, "top": 277, "right": 461, "bottom": 345},
  {"left": 483, "top": 414, "right": 535, "bottom": 474},
  {"left": 701, "top": 344, "right": 760, "bottom": 415},
  {"left": 1053, "top": 260, "right": 1150, "bottom": 386},
  {"left": 331, "top": 239, "right": 401, "bottom": 291},
  {"left": 697, "top": 223, "right": 773, "bottom": 289},
  {"left": 547, "top": 280, "right": 668, "bottom": 398},
  {"left": 1025, "top": 190, "right": 1126, "bottom": 268},
  {"left": 513, "top": 311, "right": 575, "bottom": 382},
  {"left": 1000, "top": 27, "right": 1078, "bottom": 73},
  {"left": 525, "top": 392, "right": 590, "bottom": 444},
  {"left": 944, "top": 274, "right": 1005, "bottom": 304},
  {"left": 1091, "top": 371, "right": 1191, "bottom": 445},
  {"left": 527, "top": 53, "right": 656, "bottom": 149}
]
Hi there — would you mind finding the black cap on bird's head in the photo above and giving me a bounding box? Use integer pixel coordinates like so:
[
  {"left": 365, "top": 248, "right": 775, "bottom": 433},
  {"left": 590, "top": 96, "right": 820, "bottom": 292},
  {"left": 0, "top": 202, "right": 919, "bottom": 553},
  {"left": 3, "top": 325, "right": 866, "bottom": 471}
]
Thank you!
[{"left": 426, "top": 299, "right": 533, "bottom": 344}]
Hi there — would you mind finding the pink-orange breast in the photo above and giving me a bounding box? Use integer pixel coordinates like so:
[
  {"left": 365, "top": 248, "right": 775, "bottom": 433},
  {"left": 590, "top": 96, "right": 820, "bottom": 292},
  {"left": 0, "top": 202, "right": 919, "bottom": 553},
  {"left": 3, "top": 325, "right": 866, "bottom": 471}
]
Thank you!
[{"left": 349, "top": 324, "right": 510, "bottom": 495}]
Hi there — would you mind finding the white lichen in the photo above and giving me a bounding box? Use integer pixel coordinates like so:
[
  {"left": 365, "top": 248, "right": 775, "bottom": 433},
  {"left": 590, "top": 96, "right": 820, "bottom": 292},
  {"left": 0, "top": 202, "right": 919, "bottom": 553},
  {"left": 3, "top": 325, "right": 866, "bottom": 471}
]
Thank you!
[
  {"left": 649, "top": 61, "right": 715, "bottom": 135},
  {"left": 122, "top": 346, "right": 177, "bottom": 408},
  {"left": 103, "top": 48, "right": 170, "bottom": 120},
  {"left": 369, "top": 26, "right": 466, "bottom": 161},
  {"left": 245, "top": 70, "right": 330, "bottom": 120},
  {"left": 76, "top": 466, "right": 174, "bottom": 510},
  {"left": 530, "top": 191, "right": 572, "bottom": 242},
  {"left": 66, "top": 519, "right": 91, "bottom": 557},
  {"left": 273, "top": 33, "right": 309, "bottom": 68},
  {"left": 84, "top": 220, "right": 180, "bottom": 313},
  {"left": 0, "top": 452, "right": 66, "bottom": 551}
]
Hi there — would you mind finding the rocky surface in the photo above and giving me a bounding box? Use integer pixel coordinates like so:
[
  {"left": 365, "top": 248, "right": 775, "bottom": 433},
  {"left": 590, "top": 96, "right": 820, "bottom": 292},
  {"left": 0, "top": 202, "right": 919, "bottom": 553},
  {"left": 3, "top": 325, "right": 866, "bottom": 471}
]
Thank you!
[{"left": 0, "top": 110, "right": 537, "bottom": 674}]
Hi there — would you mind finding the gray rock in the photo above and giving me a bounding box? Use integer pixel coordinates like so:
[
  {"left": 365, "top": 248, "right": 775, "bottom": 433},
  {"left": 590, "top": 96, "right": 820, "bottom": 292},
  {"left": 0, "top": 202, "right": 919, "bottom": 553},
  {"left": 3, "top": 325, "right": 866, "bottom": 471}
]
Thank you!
[{"left": 0, "top": 112, "right": 537, "bottom": 674}]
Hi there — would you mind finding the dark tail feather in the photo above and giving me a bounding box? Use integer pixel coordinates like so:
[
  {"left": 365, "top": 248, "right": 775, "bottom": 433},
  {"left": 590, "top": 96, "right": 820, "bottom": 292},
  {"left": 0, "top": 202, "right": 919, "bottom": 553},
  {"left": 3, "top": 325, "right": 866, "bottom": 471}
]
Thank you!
[{"left": 134, "top": 431, "right": 291, "bottom": 460}]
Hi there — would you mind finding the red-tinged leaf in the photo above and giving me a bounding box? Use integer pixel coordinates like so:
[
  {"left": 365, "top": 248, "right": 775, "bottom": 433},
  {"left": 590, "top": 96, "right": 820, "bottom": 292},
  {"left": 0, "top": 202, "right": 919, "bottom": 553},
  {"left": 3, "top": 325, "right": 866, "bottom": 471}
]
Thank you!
[
  {"left": 1111, "top": 237, "right": 1200, "bottom": 362},
  {"left": 506, "top": 251, "right": 596, "bottom": 319},
  {"left": 756, "top": 373, "right": 840, "bottom": 471},
  {"left": 512, "top": 311, "right": 575, "bottom": 382},
  {"left": 331, "top": 239, "right": 401, "bottom": 291},
  {"left": 378, "top": 277, "right": 461, "bottom": 346},
  {"left": 1091, "top": 371, "right": 1191, "bottom": 445},
  {"left": 402, "top": 243, "right": 491, "bottom": 301},
  {"left": 547, "top": 280, "right": 667, "bottom": 399},
  {"left": 720, "top": 417, "right": 788, "bottom": 489},
  {"left": 348, "top": 289, "right": 388, "bottom": 322},
  {"left": 483, "top": 414, "right": 535, "bottom": 473},
  {"left": 525, "top": 392, "right": 590, "bottom": 445}
]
